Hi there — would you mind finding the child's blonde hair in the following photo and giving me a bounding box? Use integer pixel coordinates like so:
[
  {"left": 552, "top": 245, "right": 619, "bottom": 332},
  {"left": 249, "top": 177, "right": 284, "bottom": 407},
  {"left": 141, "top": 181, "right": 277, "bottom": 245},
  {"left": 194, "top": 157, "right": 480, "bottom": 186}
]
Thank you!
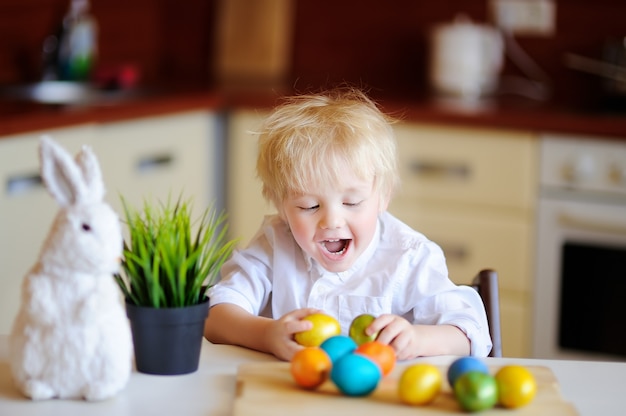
[{"left": 256, "top": 88, "right": 400, "bottom": 207}]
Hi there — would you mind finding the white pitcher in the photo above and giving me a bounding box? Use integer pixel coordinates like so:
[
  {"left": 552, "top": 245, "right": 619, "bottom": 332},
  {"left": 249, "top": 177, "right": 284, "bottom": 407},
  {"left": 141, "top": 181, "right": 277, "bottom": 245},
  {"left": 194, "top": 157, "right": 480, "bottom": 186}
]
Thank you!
[{"left": 429, "top": 15, "right": 504, "bottom": 101}]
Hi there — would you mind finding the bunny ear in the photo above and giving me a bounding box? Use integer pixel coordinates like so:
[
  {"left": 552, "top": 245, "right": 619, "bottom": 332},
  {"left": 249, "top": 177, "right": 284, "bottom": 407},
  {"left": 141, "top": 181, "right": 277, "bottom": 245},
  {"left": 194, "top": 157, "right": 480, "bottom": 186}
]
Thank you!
[
  {"left": 39, "top": 135, "right": 88, "bottom": 206},
  {"left": 75, "top": 144, "right": 105, "bottom": 202}
]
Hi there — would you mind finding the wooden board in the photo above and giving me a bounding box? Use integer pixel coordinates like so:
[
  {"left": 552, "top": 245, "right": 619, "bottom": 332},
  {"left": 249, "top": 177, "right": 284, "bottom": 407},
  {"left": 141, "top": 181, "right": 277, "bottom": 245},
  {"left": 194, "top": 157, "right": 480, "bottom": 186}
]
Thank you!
[{"left": 234, "top": 362, "right": 578, "bottom": 415}]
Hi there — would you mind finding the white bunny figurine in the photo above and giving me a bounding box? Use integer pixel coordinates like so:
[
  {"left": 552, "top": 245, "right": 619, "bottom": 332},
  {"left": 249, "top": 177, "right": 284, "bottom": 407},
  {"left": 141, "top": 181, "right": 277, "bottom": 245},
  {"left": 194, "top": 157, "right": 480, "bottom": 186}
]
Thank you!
[{"left": 9, "top": 136, "right": 133, "bottom": 401}]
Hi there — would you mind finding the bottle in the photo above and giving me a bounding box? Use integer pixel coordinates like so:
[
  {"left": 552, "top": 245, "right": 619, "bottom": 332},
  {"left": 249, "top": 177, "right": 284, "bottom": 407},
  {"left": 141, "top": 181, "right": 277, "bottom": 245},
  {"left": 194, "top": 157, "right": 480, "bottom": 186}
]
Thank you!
[{"left": 56, "top": 0, "right": 98, "bottom": 82}]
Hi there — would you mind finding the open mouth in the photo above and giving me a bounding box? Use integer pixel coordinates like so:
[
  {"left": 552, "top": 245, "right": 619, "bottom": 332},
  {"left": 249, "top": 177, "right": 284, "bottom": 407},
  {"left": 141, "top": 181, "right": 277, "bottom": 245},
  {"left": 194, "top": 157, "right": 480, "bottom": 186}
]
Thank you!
[{"left": 322, "top": 239, "right": 350, "bottom": 255}]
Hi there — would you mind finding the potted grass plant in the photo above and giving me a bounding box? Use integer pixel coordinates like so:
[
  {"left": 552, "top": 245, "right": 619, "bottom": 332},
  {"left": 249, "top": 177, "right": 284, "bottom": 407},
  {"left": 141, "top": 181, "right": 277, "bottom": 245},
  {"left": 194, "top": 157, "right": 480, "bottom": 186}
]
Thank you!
[{"left": 114, "top": 195, "right": 237, "bottom": 375}]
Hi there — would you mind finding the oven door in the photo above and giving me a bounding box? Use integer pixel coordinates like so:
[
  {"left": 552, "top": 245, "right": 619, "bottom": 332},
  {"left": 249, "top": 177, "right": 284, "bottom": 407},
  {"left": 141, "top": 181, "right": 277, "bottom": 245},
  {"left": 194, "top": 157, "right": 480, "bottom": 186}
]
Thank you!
[{"left": 533, "top": 195, "right": 626, "bottom": 361}]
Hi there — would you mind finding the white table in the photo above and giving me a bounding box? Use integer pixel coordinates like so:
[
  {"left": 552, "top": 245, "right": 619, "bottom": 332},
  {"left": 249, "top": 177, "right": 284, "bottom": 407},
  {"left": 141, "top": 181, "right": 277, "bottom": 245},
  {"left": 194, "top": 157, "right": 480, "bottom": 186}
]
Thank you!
[{"left": 1, "top": 335, "right": 624, "bottom": 415}]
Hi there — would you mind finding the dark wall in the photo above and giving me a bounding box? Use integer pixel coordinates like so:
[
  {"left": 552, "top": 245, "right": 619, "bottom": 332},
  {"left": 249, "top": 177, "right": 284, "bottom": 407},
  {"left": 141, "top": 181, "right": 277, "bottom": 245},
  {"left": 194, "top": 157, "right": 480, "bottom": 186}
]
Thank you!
[
  {"left": 1, "top": 1, "right": 624, "bottom": 108},
  {"left": 290, "top": 0, "right": 626, "bottom": 109},
  {"left": 0, "top": 0, "right": 217, "bottom": 88}
]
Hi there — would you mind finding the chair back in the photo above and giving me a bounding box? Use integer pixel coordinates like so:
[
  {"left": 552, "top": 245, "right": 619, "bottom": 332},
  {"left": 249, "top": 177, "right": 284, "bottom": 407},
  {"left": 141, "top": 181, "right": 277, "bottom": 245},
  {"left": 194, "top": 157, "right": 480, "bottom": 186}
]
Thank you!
[{"left": 470, "top": 269, "right": 503, "bottom": 357}]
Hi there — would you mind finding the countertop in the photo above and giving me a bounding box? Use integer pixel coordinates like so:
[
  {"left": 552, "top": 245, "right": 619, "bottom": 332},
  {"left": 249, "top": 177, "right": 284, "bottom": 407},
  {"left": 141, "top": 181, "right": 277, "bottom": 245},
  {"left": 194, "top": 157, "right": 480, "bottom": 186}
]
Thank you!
[
  {"left": 0, "top": 335, "right": 625, "bottom": 415},
  {"left": 0, "top": 88, "right": 224, "bottom": 137},
  {"left": 2, "top": 86, "right": 626, "bottom": 140}
]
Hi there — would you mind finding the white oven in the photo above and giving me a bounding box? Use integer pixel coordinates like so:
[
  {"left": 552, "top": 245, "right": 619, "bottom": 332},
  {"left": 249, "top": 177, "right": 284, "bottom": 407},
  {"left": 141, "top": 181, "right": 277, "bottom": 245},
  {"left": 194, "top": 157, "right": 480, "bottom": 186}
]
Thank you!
[{"left": 533, "top": 134, "right": 626, "bottom": 361}]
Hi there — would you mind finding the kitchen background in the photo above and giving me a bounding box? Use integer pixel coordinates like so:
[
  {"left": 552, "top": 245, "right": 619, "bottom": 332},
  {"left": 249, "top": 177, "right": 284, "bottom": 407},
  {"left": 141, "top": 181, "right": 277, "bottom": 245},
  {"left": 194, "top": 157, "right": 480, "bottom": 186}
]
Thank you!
[
  {"left": 1, "top": 0, "right": 626, "bottom": 361},
  {"left": 0, "top": 0, "right": 625, "bottom": 111}
]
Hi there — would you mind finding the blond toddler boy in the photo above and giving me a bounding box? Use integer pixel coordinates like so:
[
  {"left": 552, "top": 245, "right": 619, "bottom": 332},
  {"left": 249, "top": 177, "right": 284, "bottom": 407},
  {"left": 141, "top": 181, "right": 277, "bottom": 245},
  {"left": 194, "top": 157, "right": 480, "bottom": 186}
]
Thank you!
[{"left": 204, "top": 89, "right": 492, "bottom": 361}]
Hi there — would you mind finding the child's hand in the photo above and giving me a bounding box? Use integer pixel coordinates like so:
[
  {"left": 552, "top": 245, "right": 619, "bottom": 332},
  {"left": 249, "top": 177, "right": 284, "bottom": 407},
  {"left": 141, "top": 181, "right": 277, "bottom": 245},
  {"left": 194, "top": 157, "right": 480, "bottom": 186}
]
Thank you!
[
  {"left": 369, "top": 314, "right": 421, "bottom": 360},
  {"left": 370, "top": 314, "right": 471, "bottom": 359},
  {"left": 265, "top": 308, "right": 322, "bottom": 361}
]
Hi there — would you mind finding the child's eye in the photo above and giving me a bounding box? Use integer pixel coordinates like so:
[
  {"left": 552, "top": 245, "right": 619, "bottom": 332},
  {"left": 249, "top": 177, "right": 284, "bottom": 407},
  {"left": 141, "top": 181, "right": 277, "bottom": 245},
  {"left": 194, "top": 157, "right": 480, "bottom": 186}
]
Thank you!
[
  {"left": 298, "top": 205, "right": 319, "bottom": 211},
  {"left": 344, "top": 201, "right": 362, "bottom": 207}
]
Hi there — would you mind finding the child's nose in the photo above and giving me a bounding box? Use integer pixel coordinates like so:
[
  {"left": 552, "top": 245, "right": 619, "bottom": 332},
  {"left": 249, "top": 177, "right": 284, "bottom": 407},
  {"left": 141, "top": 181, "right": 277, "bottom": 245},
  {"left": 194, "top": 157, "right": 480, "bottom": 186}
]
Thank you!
[{"left": 320, "top": 208, "right": 345, "bottom": 229}]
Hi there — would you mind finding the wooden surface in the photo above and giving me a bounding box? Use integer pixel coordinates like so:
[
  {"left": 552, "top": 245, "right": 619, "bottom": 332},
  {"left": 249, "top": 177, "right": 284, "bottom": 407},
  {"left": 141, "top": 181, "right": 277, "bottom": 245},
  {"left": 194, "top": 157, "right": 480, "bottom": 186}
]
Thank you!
[{"left": 234, "top": 362, "right": 578, "bottom": 415}]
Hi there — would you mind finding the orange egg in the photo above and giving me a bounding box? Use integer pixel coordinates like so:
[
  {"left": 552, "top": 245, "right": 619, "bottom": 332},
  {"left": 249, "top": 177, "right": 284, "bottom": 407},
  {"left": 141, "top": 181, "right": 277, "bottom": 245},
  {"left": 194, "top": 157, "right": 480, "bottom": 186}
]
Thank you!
[
  {"left": 290, "top": 347, "right": 332, "bottom": 389},
  {"left": 355, "top": 340, "right": 396, "bottom": 376}
]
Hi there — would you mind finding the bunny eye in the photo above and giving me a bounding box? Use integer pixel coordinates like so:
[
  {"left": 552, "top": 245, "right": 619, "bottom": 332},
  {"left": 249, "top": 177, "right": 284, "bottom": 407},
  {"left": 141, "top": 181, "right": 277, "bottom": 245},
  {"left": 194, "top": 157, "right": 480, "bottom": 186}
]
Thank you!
[{"left": 81, "top": 223, "right": 92, "bottom": 232}]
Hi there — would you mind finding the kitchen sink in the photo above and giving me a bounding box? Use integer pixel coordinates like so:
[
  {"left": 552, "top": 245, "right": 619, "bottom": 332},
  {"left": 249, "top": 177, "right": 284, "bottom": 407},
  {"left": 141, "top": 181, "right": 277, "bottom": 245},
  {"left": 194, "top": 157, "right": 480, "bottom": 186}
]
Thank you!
[{"left": 0, "top": 81, "right": 144, "bottom": 106}]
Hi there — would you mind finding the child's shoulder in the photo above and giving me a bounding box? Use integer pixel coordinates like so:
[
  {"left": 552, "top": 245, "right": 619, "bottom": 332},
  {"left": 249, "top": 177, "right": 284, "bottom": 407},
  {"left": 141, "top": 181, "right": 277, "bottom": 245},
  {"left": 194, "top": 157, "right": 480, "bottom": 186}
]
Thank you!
[
  {"left": 252, "top": 214, "right": 292, "bottom": 244},
  {"left": 379, "top": 212, "right": 440, "bottom": 252}
]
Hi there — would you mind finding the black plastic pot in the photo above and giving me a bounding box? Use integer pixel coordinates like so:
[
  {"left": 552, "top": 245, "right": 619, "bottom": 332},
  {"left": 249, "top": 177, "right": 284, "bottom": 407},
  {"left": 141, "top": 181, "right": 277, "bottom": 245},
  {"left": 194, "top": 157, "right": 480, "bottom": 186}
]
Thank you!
[{"left": 126, "top": 298, "right": 210, "bottom": 375}]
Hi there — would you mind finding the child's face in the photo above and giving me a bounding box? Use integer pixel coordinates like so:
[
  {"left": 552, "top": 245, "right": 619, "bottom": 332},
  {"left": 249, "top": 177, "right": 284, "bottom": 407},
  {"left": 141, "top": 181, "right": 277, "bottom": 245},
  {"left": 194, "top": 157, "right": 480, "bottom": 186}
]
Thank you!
[{"left": 280, "top": 167, "right": 388, "bottom": 273}]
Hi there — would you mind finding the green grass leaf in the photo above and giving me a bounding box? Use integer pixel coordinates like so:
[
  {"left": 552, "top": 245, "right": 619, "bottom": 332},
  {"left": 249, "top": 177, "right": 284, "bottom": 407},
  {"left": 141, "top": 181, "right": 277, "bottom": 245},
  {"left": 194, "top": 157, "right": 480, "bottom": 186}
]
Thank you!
[{"left": 115, "top": 195, "right": 238, "bottom": 308}]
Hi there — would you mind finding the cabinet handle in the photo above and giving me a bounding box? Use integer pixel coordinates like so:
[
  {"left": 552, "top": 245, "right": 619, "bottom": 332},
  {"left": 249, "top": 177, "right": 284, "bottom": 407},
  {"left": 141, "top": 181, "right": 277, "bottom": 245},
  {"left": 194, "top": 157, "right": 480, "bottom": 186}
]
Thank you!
[
  {"left": 136, "top": 154, "right": 174, "bottom": 173},
  {"left": 438, "top": 242, "right": 469, "bottom": 262},
  {"left": 5, "top": 173, "right": 43, "bottom": 196},
  {"left": 558, "top": 212, "right": 626, "bottom": 235},
  {"left": 410, "top": 160, "right": 470, "bottom": 180}
]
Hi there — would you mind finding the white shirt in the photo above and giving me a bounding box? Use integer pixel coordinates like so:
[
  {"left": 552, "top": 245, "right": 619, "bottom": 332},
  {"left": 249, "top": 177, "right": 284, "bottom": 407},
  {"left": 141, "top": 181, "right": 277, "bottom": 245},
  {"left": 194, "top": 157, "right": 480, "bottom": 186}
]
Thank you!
[{"left": 208, "top": 211, "right": 492, "bottom": 356}]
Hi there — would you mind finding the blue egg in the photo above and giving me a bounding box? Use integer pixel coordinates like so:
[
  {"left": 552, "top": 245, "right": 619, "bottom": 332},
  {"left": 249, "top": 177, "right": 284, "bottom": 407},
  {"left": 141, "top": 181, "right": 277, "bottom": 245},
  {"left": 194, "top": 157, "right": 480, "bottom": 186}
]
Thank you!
[
  {"left": 447, "top": 357, "right": 489, "bottom": 387},
  {"left": 320, "top": 335, "right": 357, "bottom": 363},
  {"left": 330, "top": 353, "right": 381, "bottom": 396}
]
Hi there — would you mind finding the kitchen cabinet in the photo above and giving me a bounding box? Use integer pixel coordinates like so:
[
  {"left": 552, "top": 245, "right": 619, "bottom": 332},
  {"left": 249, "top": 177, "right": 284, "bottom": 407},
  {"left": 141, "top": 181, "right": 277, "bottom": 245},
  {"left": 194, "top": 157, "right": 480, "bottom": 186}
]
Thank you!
[
  {"left": 225, "top": 110, "right": 276, "bottom": 246},
  {"left": 388, "top": 122, "right": 538, "bottom": 357},
  {"left": 94, "top": 110, "right": 222, "bottom": 219},
  {"left": 0, "top": 110, "right": 222, "bottom": 334}
]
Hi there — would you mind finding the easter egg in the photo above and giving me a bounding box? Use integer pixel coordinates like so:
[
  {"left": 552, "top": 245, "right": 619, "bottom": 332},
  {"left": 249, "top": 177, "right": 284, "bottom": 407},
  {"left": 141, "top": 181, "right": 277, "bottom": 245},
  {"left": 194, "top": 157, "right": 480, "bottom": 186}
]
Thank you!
[
  {"left": 294, "top": 313, "right": 341, "bottom": 347},
  {"left": 495, "top": 365, "right": 537, "bottom": 408},
  {"left": 398, "top": 363, "right": 442, "bottom": 405},
  {"left": 447, "top": 356, "right": 489, "bottom": 387},
  {"left": 330, "top": 353, "right": 381, "bottom": 396},
  {"left": 355, "top": 341, "right": 396, "bottom": 376},
  {"left": 453, "top": 371, "right": 498, "bottom": 412},
  {"left": 290, "top": 347, "right": 332, "bottom": 389},
  {"left": 320, "top": 335, "right": 357, "bottom": 363},
  {"left": 349, "top": 314, "right": 378, "bottom": 345}
]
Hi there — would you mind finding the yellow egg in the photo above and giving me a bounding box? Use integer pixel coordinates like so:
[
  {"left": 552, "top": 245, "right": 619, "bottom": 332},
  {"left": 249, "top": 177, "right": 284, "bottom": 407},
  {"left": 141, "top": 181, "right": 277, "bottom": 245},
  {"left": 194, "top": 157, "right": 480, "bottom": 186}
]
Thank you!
[
  {"left": 398, "top": 364, "right": 442, "bottom": 405},
  {"left": 495, "top": 365, "right": 537, "bottom": 408},
  {"left": 294, "top": 313, "right": 341, "bottom": 347}
]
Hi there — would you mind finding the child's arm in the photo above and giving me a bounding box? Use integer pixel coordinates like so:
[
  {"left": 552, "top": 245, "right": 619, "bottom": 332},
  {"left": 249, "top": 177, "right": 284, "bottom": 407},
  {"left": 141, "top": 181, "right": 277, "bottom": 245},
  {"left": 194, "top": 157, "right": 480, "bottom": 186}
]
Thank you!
[
  {"left": 367, "top": 314, "right": 470, "bottom": 360},
  {"left": 203, "top": 303, "right": 320, "bottom": 361}
]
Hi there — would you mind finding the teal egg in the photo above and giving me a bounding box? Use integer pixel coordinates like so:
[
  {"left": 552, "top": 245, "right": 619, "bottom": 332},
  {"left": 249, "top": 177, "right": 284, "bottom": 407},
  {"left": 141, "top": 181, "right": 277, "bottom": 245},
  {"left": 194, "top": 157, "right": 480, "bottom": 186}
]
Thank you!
[
  {"left": 330, "top": 353, "right": 381, "bottom": 396},
  {"left": 447, "top": 356, "right": 489, "bottom": 387},
  {"left": 320, "top": 335, "right": 357, "bottom": 363}
]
